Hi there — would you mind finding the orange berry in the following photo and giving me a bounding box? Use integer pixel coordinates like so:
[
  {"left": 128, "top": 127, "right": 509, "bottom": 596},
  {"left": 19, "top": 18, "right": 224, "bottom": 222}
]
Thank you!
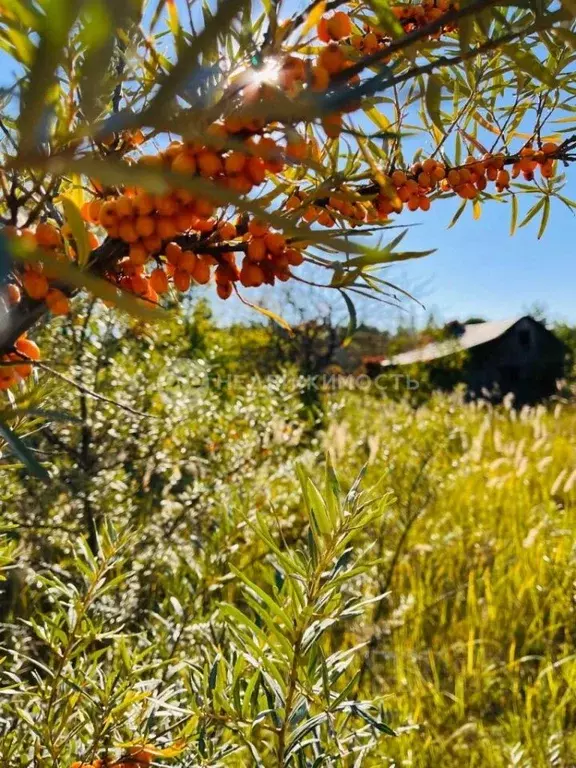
[
  {"left": 196, "top": 217, "right": 217, "bottom": 233},
  {"left": 218, "top": 221, "right": 237, "bottom": 240},
  {"left": 197, "top": 150, "right": 224, "bottom": 178},
  {"left": 155, "top": 195, "right": 179, "bottom": 217},
  {"left": 285, "top": 247, "right": 304, "bottom": 267},
  {"left": 6, "top": 284, "right": 21, "bottom": 304},
  {"left": 193, "top": 258, "right": 212, "bottom": 285},
  {"left": 46, "top": 288, "right": 70, "bottom": 315},
  {"left": 22, "top": 272, "right": 49, "bottom": 300},
  {"left": 327, "top": 11, "right": 352, "bottom": 40},
  {"left": 317, "top": 16, "right": 331, "bottom": 43},
  {"left": 131, "top": 274, "right": 149, "bottom": 296},
  {"left": 492, "top": 153, "right": 505, "bottom": 169},
  {"left": 286, "top": 140, "right": 307, "bottom": 161},
  {"left": 86, "top": 200, "right": 102, "bottom": 223},
  {"left": 496, "top": 169, "right": 510, "bottom": 188},
  {"left": 216, "top": 281, "right": 233, "bottom": 300},
  {"left": 362, "top": 31, "right": 379, "bottom": 53},
  {"left": 285, "top": 195, "right": 301, "bottom": 211},
  {"left": 225, "top": 152, "right": 247, "bottom": 175},
  {"left": 172, "top": 152, "right": 197, "bottom": 175},
  {"left": 118, "top": 220, "right": 139, "bottom": 243},
  {"left": 179, "top": 250, "right": 198, "bottom": 273},
  {"left": 244, "top": 156, "right": 265, "bottom": 185},
  {"left": 317, "top": 210, "right": 335, "bottom": 227},
  {"left": 175, "top": 209, "right": 197, "bottom": 232},
  {"left": 15, "top": 336, "right": 40, "bottom": 361},
  {"left": 350, "top": 33, "right": 364, "bottom": 50},
  {"left": 311, "top": 65, "right": 330, "bottom": 91},
  {"left": 397, "top": 185, "right": 410, "bottom": 203},
  {"left": 319, "top": 43, "right": 345, "bottom": 75},
  {"left": 248, "top": 219, "right": 269, "bottom": 238},
  {"left": 115, "top": 195, "right": 134, "bottom": 218},
  {"left": 540, "top": 160, "right": 555, "bottom": 178},
  {"left": 407, "top": 197, "right": 420, "bottom": 212},
  {"left": 142, "top": 234, "right": 162, "bottom": 254},
  {"left": 173, "top": 269, "right": 191, "bottom": 292},
  {"left": 432, "top": 165, "right": 446, "bottom": 181},
  {"left": 542, "top": 142, "right": 558, "bottom": 155},
  {"left": 322, "top": 113, "right": 343, "bottom": 139},
  {"left": 247, "top": 237, "right": 267, "bottom": 262},
  {"left": 302, "top": 206, "right": 320, "bottom": 223},
  {"left": 417, "top": 172, "right": 431, "bottom": 188},
  {"left": 165, "top": 242, "right": 183, "bottom": 266},
  {"left": 418, "top": 196, "right": 431, "bottom": 211},
  {"left": 132, "top": 192, "right": 155, "bottom": 217},
  {"left": 194, "top": 199, "right": 215, "bottom": 218},
  {"left": 35, "top": 222, "right": 61, "bottom": 248},
  {"left": 99, "top": 201, "right": 118, "bottom": 229},
  {"left": 391, "top": 170, "right": 407, "bottom": 186},
  {"left": 257, "top": 137, "right": 285, "bottom": 173},
  {"left": 447, "top": 169, "right": 461, "bottom": 187},
  {"left": 150, "top": 268, "right": 169, "bottom": 294},
  {"left": 135, "top": 216, "right": 156, "bottom": 238},
  {"left": 156, "top": 217, "right": 178, "bottom": 240},
  {"left": 476, "top": 175, "right": 487, "bottom": 191},
  {"left": 264, "top": 232, "right": 286, "bottom": 256},
  {"left": 129, "top": 243, "right": 149, "bottom": 266},
  {"left": 486, "top": 165, "right": 498, "bottom": 181},
  {"left": 422, "top": 158, "right": 437, "bottom": 174},
  {"left": 240, "top": 260, "right": 265, "bottom": 287},
  {"left": 80, "top": 201, "right": 92, "bottom": 222}
]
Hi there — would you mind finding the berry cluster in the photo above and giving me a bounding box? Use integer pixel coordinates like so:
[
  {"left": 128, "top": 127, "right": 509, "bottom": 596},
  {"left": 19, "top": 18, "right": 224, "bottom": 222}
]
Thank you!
[
  {"left": 283, "top": 143, "right": 559, "bottom": 224},
  {"left": 510, "top": 143, "right": 558, "bottom": 181},
  {"left": 97, "top": 215, "right": 305, "bottom": 305},
  {"left": 0, "top": 335, "right": 40, "bottom": 390},
  {"left": 3, "top": 223, "right": 88, "bottom": 315},
  {"left": 69, "top": 746, "right": 152, "bottom": 768},
  {"left": 390, "top": 0, "right": 460, "bottom": 35}
]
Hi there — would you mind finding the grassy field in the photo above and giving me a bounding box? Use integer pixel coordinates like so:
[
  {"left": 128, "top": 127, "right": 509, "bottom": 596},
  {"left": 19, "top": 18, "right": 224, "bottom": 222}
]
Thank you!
[
  {"left": 1, "top": 326, "right": 576, "bottom": 767},
  {"left": 327, "top": 392, "right": 576, "bottom": 766}
]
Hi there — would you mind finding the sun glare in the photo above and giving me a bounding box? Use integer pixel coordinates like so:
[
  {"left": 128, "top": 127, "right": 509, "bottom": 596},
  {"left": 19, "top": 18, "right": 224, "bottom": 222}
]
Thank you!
[{"left": 249, "top": 58, "right": 282, "bottom": 86}]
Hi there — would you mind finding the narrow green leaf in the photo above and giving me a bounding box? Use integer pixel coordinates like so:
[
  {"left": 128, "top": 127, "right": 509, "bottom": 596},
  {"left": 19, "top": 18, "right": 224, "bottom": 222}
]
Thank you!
[
  {"left": 425, "top": 76, "right": 444, "bottom": 136},
  {"left": 502, "top": 46, "right": 557, "bottom": 88},
  {"left": 519, "top": 197, "right": 545, "bottom": 228},
  {"left": 448, "top": 199, "right": 467, "bottom": 229},
  {"left": 0, "top": 420, "right": 49, "bottom": 480},
  {"left": 537, "top": 196, "right": 550, "bottom": 239},
  {"left": 339, "top": 289, "right": 357, "bottom": 346},
  {"left": 510, "top": 194, "right": 518, "bottom": 236}
]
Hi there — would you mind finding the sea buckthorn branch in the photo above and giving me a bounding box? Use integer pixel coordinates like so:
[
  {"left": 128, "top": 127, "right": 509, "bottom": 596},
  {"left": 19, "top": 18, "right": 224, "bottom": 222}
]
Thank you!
[
  {"left": 0, "top": 0, "right": 574, "bottom": 397},
  {"left": 330, "top": 0, "right": 500, "bottom": 85}
]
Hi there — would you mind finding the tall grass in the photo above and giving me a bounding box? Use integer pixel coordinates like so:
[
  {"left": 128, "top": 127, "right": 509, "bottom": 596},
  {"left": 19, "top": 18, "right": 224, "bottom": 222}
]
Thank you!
[
  {"left": 1, "top": 380, "right": 576, "bottom": 765},
  {"left": 328, "top": 391, "right": 576, "bottom": 766}
]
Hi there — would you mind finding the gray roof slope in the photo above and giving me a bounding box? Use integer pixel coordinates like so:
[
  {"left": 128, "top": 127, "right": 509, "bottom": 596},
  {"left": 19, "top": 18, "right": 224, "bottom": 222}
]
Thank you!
[{"left": 381, "top": 317, "right": 524, "bottom": 367}]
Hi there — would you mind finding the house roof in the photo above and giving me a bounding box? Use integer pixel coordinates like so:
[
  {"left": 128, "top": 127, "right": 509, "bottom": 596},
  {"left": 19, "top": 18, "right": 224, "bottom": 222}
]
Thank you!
[{"left": 380, "top": 317, "right": 525, "bottom": 367}]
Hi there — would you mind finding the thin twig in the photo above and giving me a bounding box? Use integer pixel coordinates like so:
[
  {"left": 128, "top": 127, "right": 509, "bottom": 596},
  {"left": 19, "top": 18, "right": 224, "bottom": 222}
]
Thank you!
[{"left": 17, "top": 356, "right": 156, "bottom": 419}]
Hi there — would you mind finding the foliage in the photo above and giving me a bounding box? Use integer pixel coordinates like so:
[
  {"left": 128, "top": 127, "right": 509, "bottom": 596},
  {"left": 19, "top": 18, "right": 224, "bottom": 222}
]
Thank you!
[
  {"left": 1, "top": 0, "right": 576, "bottom": 433},
  {"left": 1, "top": 313, "right": 576, "bottom": 764}
]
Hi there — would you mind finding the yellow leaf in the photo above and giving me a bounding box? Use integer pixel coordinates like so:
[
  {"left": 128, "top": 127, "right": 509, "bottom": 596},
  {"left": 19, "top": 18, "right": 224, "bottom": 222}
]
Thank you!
[
  {"left": 56, "top": 195, "right": 91, "bottom": 267},
  {"left": 235, "top": 290, "right": 293, "bottom": 334},
  {"left": 365, "top": 106, "right": 390, "bottom": 133},
  {"left": 473, "top": 199, "right": 481, "bottom": 221},
  {"left": 301, "top": 0, "right": 326, "bottom": 37},
  {"left": 67, "top": 174, "right": 85, "bottom": 208}
]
